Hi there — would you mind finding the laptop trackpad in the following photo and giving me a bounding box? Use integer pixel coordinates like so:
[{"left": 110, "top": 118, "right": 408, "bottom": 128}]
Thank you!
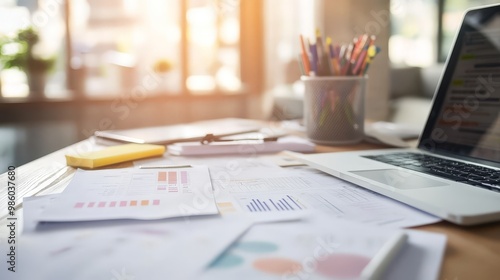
[{"left": 350, "top": 169, "right": 448, "bottom": 189}]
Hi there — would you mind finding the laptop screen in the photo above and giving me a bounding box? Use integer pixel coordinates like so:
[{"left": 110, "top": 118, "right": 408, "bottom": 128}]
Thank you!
[{"left": 419, "top": 4, "right": 500, "bottom": 165}]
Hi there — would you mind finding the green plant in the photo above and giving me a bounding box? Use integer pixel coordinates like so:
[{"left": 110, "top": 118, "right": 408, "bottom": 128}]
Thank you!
[{"left": 0, "top": 27, "right": 55, "bottom": 73}]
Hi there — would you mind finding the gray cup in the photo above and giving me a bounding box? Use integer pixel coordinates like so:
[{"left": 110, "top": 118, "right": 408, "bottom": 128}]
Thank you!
[{"left": 302, "top": 76, "right": 366, "bottom": 145}]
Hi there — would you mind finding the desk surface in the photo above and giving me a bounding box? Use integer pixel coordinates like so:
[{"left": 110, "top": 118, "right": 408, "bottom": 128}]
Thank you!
[{"left": 1, "top": 129, "right": 499, "bottom": 279}]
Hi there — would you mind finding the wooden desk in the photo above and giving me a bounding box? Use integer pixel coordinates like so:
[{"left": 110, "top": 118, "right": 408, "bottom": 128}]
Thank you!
[{"left": 1, "top": 136, "right": 499, "bottom": 279}]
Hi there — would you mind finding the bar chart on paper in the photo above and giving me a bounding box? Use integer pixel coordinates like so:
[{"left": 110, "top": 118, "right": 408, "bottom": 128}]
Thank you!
[
  {"left": 38, "top": 166, "right": 218, "bottom": 222},
  {"left": 239, "top": 195, "right": 307, "bottom": 212},
  {"left": 72, "top": 169, "right": 192, "bottom": 207},
  {"left": 156, "top": 170, "right": 189, "bottom": 192},
  {"left": 232, "top": 187, "right": 439, "bottom": 227}
]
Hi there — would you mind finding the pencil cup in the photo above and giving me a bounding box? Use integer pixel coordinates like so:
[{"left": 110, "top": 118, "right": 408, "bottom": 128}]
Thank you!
[{"left": 302, "top": 76, "right": 366, "bottom": 145}]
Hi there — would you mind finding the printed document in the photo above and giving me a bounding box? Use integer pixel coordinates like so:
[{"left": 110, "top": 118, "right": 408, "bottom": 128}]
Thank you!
[
  {"left": 198, "top": 214, "right": 446, "bottom": 280},
  {"left": 11, "top": 195, "right": 251, "bottom": 280},
  {"left": 37, "top": 166, "right": 218, "bottom": 221},
  {"left": 213, "top": 165, "right": 441, "bottom": 228}
]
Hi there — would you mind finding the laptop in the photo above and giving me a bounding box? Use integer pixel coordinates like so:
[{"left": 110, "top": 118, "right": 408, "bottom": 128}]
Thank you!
[{"left": 296, "top": 4, "right": 500, "bottom": 225}]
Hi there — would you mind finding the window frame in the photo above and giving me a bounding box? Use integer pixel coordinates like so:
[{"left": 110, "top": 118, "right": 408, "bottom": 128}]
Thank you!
[{"left": 60, "top": 0, "right": 264, "bottom": 101}]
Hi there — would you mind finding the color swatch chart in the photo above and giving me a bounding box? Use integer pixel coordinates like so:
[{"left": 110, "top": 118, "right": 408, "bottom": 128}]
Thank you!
[
  {"left": 74, "top": 199, "right": 160, "bottom": 209},
  {"left": 38, "top": 166, "right": 218, "bottom": 222}
]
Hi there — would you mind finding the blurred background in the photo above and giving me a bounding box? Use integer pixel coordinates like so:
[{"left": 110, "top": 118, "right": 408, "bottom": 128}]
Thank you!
[{"left": 0, "top": 0, "right": 498, "bottom": 170}]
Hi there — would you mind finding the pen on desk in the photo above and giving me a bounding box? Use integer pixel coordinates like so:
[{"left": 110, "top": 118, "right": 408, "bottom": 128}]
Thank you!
[
  {"left": 360, "top": 231, "right": 408, "bottom": 280},
  {"left": 200, "top": 133, "right": 279, "bottom": 145},
  {"left": 315, "top": 29, "right": 330, "bottom": 76},
  {"left": 351, "top": 34, "right": 368, "bottom": 63},
  {"left": 139, "top": 165, "right": 192, "bottom": 169},
  {"left": 341, "top": 43, "right": 354, "bottom": 75},
  {"left": 309, "top": 40, "right": 318, "bottom": 75},
  {"left": 352, "top": 48, "right": 368, "bottom": 75},
  {"left": 299, "top": 35, "right": 311, "bottom": 75},
  {"left": 362, "top": 45, "right": 381, "bottom": 76},
  {"left": 326, "top": 37, "right": 340, "bottom": 75},
  {"left": 298, "top": 30, "right": 380, "bottom": 77}
]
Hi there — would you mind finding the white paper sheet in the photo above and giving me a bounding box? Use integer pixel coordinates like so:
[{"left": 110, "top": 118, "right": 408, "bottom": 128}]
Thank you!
[
  {"left": 22, "top": 194, "right": 60, "bottom": 233},
  {"left": 6, "top": 195, "right": 253, "bottom": 280},
  {"left": 385, "top": 229, "right": 447, "bottom": 280},
  {"left": 136, "top": 155, "right": 440, "bottom": 227},
  {"left": 134, "top": 154, "right": 283, "bottom": 178},
  {"left": 214, "top": 165, "right": 441, "bottom": 228},
  {"left": 197, "top": 214, "right": 446, "bottom": 280},
  {"left": 38, "top": 166, "right": 218, "bottom": 221},
  {"left": 167, "top": 136, "right": 315, "bottom": 156}
]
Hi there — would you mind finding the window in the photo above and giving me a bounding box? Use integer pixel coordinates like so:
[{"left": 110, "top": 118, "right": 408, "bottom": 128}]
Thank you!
[
  {"left": 263, "top": 0, "right": 317, "bottom": 92},
  {"left": 0, "top": 0, "right": 261, "bottom": 100},
  {"left": 0, "top": 0, "right": 67, "bottom": 98},
  {"left": 389, "top": 0, "right": 438, "bottom": 67},
  {"left": 439, "top": 0, "right": 499, "bottom": 61},
  {"left": 390, "top": 0, "right": 499, "bottom": 67},
  {"left": 69, "top": 0, "right": 243, "bottom": 97}
]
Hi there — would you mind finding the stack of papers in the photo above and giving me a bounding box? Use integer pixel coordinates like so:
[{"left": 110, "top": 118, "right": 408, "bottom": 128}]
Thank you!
[
  {"left": 10, "top": 195, "right": 446, "bottom": 280},
  {"left": 14, "top": 201, "right": 252, "bottom": 280},
  {"left": 7, "top": 156, "right": 448, "bottom": 280}
]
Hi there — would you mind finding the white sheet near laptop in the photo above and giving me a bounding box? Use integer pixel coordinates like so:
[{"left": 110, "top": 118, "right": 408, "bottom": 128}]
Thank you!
[{"left": 296, "top": 4, "right": 500, "bottom": 225}]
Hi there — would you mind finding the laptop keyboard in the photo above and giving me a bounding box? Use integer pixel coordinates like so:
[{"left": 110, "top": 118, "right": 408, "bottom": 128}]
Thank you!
[{"left": 362, "top": 152, "right": 500, "bottom": 192}]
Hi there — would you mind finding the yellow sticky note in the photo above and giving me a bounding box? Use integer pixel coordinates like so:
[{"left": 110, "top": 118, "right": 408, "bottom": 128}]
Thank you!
[{"left": 65, "top": 144, "right": 165, "bottom": 169}]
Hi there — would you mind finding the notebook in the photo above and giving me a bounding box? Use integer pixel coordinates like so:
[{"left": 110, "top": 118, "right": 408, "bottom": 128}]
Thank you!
[
  {"left": 295, "top": 4, "right": 500, "bottom": 225},
  {"left": 95, "top": 118, "right": 261, "bottom": 144}
]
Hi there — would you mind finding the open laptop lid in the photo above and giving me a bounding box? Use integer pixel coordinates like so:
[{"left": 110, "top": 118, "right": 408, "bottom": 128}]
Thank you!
[{"left": 419, "top": 4, "right": 500, "bottom": 167}]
